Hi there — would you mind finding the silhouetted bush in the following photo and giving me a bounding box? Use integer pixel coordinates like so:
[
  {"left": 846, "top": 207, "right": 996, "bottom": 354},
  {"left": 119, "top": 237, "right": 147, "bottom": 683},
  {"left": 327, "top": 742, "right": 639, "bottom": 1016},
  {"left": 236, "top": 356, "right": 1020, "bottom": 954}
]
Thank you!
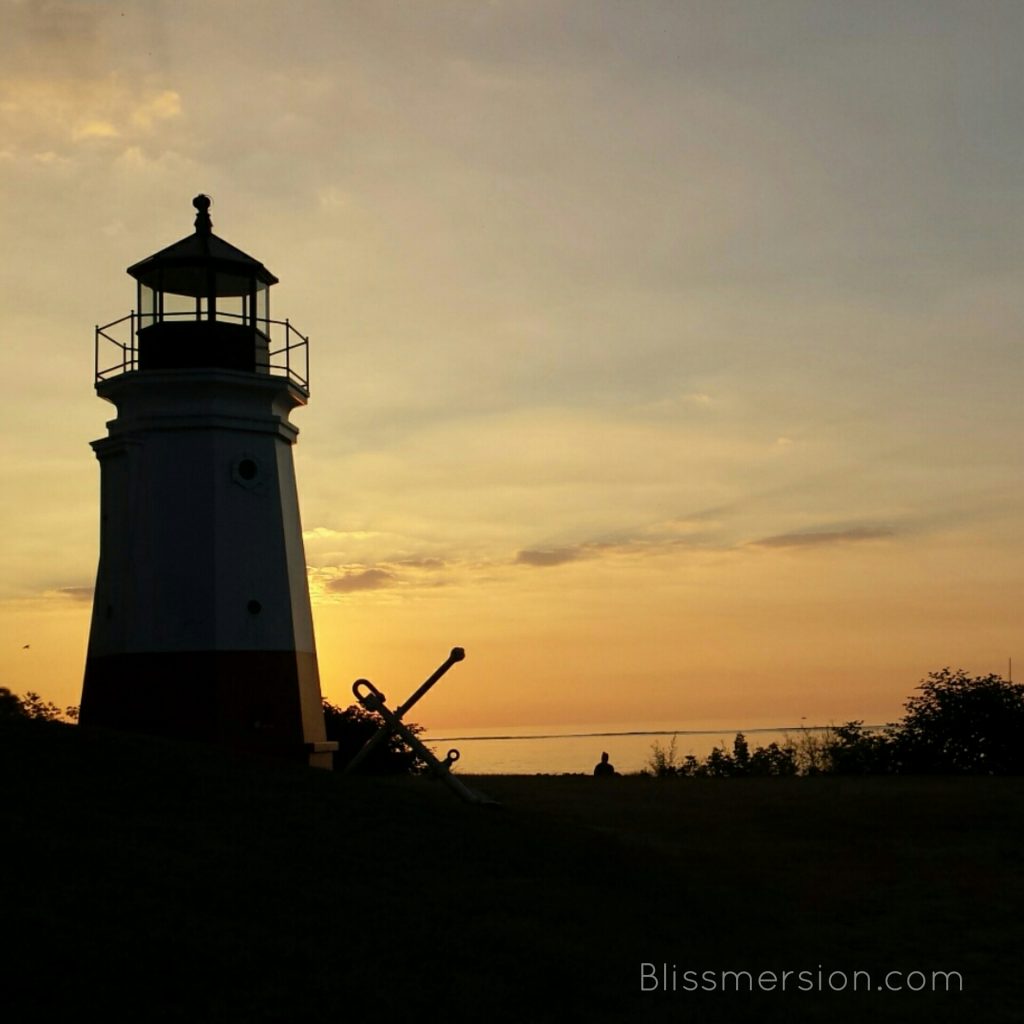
[
  {"left": 0, "top": 687, "right": 25, "bottom": 718},
  {"left": 647, "top": 732, "right": 800, "bottom": 777},
  {"left": 0, "top": 687, "right": 74, "bottom": 722},
  {"left": 645, "top": 669, "right": 1024, "bottom": 779},
  {"left": 815, "top": 671, "right": 1024, "bottom": 775},
  {"left": 888, "top": 668, "right": 1024, "bottom": 775},
  {"left": 819, "top": 720, "right": 895, "bottom": 774},
  {"left": 647, "top": 734, "right": 681, "bottom": 777},
  {"left": 322, "top": 700, "right": 429, "bottom": 775},
  {"left": 748, "top": 741, "right": 799, "bottom": 776},
  {"left": 703, "top": 743, "right": 735, "bottom": 777},
  {"left": 732, "top": 733, "right": 751, "bottom": 775}
]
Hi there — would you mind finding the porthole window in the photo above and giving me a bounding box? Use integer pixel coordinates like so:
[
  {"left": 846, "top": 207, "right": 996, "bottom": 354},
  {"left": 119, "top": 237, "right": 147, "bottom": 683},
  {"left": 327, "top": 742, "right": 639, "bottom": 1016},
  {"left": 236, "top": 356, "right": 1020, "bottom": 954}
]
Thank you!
[{"left": 232, "top": 454, "right": 264, "bottom": 490}]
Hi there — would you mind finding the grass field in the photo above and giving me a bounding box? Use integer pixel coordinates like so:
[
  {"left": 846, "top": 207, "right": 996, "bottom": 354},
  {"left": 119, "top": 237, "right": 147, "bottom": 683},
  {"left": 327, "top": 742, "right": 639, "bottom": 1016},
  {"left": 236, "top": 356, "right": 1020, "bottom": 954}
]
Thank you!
[{"left": 4, "top": 718, "right": 1021, "bottom": 1022}]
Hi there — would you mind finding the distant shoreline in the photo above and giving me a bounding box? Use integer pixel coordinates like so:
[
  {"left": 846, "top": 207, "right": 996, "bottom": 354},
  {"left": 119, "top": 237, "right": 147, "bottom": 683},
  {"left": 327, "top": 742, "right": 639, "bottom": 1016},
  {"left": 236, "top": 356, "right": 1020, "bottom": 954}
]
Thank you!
[{"left": 426, "top": 724, "right": 886, "bottom": 743}]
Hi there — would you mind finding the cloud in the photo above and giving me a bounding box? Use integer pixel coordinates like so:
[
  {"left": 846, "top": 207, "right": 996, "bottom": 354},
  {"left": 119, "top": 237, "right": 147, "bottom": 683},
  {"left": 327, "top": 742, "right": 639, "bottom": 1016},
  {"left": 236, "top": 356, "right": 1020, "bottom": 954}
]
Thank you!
[
  {"left": 0, "top": 74, "right": 184, "bottom": 161},
  {"left": 315, "top": 557, "right": 451, "bottom": 597},
  {"left": 303, "top": 527, "right": 380, "bottom": 542},
  {"left": 514, "top": 517, "right": 738, "bottom": 569},
  {"left": 324, "top": 568, "right": 397, "bottom": 593},
  {"left": 515, "top": 547, "right": 586, "bottom": 568},
  {"left": 751, "top": 526, "right": 895, "bottom": 549},
  {"left": 684, "top": 392, "right": 714, "bottom": 406},
  {"left": 71, "top": 119, "right": 119, "bottom": 141},
  {"left": 131, "top": 89, "right": 182, "bottom": 130},
  {"left": 56, "top": 586, "right": 94, "bottom": 601}
]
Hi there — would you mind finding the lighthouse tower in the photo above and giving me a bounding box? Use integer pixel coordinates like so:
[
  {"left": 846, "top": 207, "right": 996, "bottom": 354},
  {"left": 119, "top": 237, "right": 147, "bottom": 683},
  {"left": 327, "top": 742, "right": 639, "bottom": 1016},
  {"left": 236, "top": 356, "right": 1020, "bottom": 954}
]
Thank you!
[{"left": 80, "top": 196, "right": 335, "bottom": 769}]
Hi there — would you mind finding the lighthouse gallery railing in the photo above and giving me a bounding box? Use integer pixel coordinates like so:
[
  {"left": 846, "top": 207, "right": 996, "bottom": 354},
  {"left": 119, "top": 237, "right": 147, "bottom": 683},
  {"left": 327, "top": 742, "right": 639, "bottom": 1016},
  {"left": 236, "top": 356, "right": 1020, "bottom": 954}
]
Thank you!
[{"left": 95, "top": 310, "right": 310, "bottom": 393}]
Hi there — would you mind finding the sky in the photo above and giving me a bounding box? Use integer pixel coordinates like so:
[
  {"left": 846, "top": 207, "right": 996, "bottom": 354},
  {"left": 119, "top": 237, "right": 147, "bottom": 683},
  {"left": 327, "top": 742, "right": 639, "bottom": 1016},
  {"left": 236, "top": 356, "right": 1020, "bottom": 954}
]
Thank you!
[{"left": 1, "top": 0, "right": 1022, "bottom": 732}]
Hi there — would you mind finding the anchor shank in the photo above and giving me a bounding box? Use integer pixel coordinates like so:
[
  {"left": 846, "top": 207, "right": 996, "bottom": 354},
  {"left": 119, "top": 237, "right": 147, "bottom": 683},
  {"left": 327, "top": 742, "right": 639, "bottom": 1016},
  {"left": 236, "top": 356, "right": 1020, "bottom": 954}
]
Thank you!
[{"left": 394, "top": 647, "right": 465, "bottom": 720}]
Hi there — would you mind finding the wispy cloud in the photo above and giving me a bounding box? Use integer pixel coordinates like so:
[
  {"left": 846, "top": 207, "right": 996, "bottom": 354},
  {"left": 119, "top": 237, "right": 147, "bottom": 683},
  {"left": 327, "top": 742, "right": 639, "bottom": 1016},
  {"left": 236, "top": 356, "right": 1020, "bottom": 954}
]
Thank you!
[
  {"left": 515, "top": 547, "right": 586, "bottom": 567},
  {"left": 313, "top": 557, "right": 453, "bottom": 600},
  {"left": 751, "top": 526, "right": 895, "bottom": 549},
  {"left": 303, "top": 527, "right": 381, "bottom": 542},
  {"left": 514, "top": 524, "right": 729, "bottom": 568},
  {"left": 324, "top": 568, "right": 397, "bottom": 593}
]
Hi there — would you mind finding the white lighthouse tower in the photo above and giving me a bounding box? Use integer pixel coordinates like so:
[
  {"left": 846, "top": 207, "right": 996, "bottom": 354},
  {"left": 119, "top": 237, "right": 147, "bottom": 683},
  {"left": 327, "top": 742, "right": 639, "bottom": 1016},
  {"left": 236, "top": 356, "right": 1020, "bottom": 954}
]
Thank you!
[{"left": 80, "top": 195, "right": 335, "bottom": 768}]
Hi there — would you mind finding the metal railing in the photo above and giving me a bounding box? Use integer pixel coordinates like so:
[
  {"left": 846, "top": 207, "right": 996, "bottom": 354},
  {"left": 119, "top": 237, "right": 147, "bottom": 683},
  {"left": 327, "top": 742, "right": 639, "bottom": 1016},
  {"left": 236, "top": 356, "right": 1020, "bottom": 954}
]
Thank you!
[
  {"left": 95, "top": 312, "right": 137, "bottom": 380},
  {"left": 264, "top": 318, "right": 310, "bottom": 392},
  {"left": 94, "top": 310, "right": 310, "bottom": 393}
]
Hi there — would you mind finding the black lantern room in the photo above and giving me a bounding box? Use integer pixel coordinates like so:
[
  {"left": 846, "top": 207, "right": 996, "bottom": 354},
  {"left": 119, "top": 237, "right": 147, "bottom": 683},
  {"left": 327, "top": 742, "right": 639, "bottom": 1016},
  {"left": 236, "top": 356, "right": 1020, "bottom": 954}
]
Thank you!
[{"left": 126, "top": 195, "right": 278, "bottom": 374}]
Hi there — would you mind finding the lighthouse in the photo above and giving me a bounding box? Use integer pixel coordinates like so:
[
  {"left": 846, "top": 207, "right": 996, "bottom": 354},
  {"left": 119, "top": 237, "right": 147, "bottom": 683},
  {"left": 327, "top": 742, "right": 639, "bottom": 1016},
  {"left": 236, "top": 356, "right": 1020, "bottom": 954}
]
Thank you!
[{"left": 80, "top": 195, "right": 336, "bottom": 769}]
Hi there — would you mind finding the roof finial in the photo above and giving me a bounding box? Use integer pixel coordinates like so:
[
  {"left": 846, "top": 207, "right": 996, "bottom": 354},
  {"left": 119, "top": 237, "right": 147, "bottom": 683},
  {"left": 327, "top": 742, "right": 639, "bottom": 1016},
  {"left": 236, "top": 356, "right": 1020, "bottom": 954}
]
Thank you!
[{"left": 192, "top": 194, "right": 212, "bottom": 235}]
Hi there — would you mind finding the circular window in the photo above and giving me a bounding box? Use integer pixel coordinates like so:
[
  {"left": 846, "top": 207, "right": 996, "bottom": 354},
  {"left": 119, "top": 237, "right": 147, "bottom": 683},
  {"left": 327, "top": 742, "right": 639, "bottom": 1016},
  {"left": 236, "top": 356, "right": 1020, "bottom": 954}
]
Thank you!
[
  {"left": 238, "top": 459, "right": 258, "bottom": 481},
  {"left": 247, "top": 599, "right": 262, "bottom": 615}
]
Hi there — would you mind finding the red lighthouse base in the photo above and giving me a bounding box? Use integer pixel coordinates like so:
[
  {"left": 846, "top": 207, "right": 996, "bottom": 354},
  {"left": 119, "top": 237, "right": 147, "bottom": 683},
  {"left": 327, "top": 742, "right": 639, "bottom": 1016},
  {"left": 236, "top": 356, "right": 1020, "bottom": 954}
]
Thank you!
[{"left": 80, "top": 650, "right": 335, "bottom": 768}]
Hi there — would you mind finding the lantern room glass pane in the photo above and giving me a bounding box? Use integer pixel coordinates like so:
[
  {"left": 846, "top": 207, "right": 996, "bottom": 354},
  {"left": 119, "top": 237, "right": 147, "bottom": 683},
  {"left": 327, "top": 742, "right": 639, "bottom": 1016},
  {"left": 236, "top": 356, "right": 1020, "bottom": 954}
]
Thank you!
[
  {"left": 139, "top": 284, "right": 156, "bottom": 329},
  {"left": 255, "top": 283, "right": 269, "bottom": 335},
  {"left": 162, "top": 291, "right": 199, "bottom": 320},
  {"left": 217, "top": 294, "right": 244, "bottom": 321}
]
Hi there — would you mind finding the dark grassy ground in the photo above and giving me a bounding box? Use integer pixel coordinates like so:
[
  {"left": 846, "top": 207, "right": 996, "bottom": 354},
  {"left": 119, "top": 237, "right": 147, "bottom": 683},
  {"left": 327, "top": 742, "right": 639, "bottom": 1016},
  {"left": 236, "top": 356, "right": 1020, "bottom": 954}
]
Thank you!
[{"left": 4, "top": 719, "right": 1022, "bottom": 1023}]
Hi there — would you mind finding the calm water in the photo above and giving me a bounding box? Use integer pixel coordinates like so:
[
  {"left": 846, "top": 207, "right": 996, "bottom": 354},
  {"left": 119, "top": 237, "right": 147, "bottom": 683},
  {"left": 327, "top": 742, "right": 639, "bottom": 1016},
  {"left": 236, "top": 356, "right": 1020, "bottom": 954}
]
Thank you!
[{"left": 421, "top": 722, "right": 844, "bottom": 775}]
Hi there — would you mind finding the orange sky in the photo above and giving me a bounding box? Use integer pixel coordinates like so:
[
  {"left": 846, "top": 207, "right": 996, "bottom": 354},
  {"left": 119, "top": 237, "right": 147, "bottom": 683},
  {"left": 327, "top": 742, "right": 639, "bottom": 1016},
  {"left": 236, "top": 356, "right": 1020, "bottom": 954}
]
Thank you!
[{"left": 1, "top": 1, "right": 1022, "bottom": 731}]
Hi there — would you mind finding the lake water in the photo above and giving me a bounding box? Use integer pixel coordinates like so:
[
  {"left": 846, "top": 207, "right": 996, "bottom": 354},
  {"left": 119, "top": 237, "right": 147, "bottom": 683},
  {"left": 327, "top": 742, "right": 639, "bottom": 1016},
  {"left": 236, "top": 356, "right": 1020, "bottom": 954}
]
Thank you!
[{"left": 421, "top": 722, "right": 847, "bottom": 775}]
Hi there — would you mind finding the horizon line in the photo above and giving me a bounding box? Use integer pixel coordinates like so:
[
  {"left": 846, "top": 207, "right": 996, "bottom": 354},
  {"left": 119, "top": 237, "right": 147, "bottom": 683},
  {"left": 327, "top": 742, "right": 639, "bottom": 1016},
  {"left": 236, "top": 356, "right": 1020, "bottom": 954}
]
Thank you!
[{"left": 424, "top": 724, "right": 886, "bottom": 743}]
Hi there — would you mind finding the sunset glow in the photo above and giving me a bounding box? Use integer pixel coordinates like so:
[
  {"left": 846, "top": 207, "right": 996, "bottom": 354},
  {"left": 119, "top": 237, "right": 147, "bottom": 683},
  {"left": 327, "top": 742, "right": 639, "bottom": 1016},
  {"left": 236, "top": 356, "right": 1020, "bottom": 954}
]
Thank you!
[{"left": 2, "top": 1, "right": 1021, "bottom": 736}]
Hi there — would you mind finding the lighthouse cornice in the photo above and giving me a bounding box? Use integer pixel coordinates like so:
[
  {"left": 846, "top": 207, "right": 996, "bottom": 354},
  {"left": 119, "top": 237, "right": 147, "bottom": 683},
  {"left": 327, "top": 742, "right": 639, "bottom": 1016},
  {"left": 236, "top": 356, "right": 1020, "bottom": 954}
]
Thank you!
[
  {"left": 95, "top": 369, "right": 305, "bottom": 447},
  {"left": 97, "top": 366, "right": 308, "bottom": 407},
  {"left": 92, "top": 413, "right": 299, "bottom": 453}
]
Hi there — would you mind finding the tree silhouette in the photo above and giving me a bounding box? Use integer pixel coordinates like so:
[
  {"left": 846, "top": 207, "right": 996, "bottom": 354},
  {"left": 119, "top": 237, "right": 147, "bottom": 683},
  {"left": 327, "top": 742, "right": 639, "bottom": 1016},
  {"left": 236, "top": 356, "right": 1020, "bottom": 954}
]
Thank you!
[
  {"left": 748, "top": 741, "right": 798, "bottom": 776},
  {"left": 322, "top": 700, "right": 429, "bottom": 775},
  {"left": 0, "top": 687, "right": 26, "bottom": 718},
  {"left": 820, "top": 721, "right": 893, "bottom": 774},
  {"left": 732, "top": 732, "right": 751, "bottom": 775},
  {"left": 0, "top": 688, "right": 70, "bottom": 722},
  {"left": 891, "top": 668, "right": 1024, "bottom": 775}
]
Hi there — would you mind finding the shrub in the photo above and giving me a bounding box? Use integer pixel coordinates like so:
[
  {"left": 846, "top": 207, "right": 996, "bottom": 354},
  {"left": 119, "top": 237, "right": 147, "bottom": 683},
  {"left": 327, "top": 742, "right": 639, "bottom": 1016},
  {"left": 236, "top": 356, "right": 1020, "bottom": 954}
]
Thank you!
[
  {"left": 323, "top": 700, "right": 429, "bottom": 775},
  {"left": 646, "top": 735, "right": 681, "bottom": 777},
  {"left": 889, "top": 668, "right": 1024, "bottom": 775},
  {"left": 747, "top": 741, "right": 798, "bottom": 776},
  {"left": 0, "top": 687, "right": 26, "bottom": 718},
  {"left": 819, "top": 721, "right": 893, "bottom": 774},
  {"left": 703, "top": 744, "right": 735, "bottom": 778},
  {"left": 0, "top": 688, "right": 72, "bottom": 722}
]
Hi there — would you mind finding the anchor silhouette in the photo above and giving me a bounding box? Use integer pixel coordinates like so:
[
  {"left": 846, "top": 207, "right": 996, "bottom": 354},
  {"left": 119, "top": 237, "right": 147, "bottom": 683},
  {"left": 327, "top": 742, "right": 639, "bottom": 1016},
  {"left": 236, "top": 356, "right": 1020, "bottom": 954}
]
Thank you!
[{"left": 345, "top": 647, "right": 495, "bottom": 804}]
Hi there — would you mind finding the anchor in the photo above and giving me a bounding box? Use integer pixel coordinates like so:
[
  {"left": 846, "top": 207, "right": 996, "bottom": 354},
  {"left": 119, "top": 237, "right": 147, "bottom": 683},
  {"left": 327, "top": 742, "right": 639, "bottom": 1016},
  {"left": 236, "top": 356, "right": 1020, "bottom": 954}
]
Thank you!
[{"left": 344, "top": 647, "right": 494, "bottom": 804}]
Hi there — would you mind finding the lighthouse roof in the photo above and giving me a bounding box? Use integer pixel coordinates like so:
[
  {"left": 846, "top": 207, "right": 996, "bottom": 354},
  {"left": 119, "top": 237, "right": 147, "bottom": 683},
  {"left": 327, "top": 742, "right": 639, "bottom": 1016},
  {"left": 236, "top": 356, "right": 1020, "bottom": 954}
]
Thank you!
[{"left": 127, "top": 195, "right": 279, "bottom": 296}]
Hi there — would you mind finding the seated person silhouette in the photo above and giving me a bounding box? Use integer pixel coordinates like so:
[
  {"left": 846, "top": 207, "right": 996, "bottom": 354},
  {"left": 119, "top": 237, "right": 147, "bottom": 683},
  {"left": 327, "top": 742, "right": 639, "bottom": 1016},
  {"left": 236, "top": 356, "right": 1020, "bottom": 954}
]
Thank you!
[{"left": 593, "top": 751, "right": 616, "bottom": 777}]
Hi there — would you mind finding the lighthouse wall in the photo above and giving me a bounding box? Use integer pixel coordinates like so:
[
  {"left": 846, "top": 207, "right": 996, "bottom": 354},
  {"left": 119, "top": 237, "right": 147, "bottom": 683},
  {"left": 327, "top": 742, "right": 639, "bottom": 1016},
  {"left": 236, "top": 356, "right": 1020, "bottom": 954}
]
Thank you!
[{"left": 80, "top": 368, "right": 330, "bottom": 760}]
